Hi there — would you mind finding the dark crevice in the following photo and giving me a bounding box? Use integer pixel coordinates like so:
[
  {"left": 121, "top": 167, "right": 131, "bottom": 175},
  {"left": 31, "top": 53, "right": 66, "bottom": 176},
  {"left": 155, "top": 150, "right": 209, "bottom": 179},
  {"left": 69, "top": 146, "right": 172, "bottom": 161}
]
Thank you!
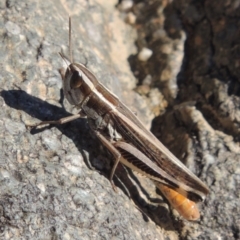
[{"left": 36, "top": 42, "right": 43, "bottom": 61}]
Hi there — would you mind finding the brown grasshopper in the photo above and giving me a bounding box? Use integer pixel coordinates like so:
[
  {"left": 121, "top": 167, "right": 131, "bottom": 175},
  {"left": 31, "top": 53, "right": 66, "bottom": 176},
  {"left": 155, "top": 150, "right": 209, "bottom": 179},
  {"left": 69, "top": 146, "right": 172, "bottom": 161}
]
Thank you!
[{"left": 31, "top": 18, "right": 209, "bottom": 220}]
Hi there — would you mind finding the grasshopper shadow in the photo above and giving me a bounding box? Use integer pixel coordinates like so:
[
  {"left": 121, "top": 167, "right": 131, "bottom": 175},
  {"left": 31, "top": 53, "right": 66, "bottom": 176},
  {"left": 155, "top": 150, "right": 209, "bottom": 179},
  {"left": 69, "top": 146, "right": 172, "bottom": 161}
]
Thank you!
[
  {"left": 1, "top": 89, "right": 178, "bottom": 230},
  {"left": 1, "top": 89, "right": 97, "bottom": 169}
]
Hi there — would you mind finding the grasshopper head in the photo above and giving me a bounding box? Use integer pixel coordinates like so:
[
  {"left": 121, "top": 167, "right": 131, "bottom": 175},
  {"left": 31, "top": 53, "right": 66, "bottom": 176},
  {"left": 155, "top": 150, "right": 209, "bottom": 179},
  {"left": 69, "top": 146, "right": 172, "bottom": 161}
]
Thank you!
[
  {"left": 60, "top": 54, "right": 97, "bottom": 107},
  {"left": 59, "top": 53, "right": 98, "bottom": 108},
  {"left": 59, "top": 17, "right": 98, "bottom": 108}
]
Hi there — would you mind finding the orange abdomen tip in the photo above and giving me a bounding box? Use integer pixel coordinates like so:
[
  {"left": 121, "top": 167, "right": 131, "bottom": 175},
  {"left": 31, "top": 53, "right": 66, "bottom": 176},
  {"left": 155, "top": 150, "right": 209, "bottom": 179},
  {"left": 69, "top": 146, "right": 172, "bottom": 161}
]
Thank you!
[{"left": 156, "top": 183, "right": 200, "bottom": 221}]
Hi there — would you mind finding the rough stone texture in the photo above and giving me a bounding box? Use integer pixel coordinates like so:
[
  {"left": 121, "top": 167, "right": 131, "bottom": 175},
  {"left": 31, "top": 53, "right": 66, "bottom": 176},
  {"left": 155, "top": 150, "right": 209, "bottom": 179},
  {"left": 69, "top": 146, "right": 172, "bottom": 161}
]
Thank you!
[{"left": 1, "top": 0, "right": 239, "bottom": 240}]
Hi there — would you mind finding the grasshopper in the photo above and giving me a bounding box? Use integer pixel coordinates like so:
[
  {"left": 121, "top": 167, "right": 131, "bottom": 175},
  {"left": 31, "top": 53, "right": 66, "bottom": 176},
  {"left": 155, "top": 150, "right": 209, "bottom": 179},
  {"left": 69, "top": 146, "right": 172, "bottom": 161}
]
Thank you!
[{"left": 31, "top": 18, "right": 209, "bottom": 220}]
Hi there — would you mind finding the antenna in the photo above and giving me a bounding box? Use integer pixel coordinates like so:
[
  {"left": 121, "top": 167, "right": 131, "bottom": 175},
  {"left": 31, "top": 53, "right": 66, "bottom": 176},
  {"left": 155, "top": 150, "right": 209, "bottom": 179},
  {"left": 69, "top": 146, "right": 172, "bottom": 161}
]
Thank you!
[
  {"left": 69, "top": 17, "right": 73, "bottom": 63},
  {"left": 59, "top": 52, "right": 70, "bottom": 67}
]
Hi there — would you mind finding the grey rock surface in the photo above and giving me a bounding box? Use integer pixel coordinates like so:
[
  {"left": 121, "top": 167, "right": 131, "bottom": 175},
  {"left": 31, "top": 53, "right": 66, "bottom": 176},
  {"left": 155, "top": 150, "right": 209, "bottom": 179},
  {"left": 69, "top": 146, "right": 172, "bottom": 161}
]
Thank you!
[{"left": 1, "top": 0, "right": 239, "bottom": 240}]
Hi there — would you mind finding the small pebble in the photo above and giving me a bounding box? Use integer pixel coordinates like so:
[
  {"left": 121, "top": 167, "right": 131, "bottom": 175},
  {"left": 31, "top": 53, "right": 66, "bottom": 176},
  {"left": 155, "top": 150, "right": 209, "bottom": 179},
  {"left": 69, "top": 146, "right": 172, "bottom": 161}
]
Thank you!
[
  {"left": 138, "top": 47, "right": 153, "bottom": 61},
  {"left": 119, "top": 0, "right": 133, "bottom": 11},
  {"left": 126, "top": 12, "right": 136, "bottom": 25}
]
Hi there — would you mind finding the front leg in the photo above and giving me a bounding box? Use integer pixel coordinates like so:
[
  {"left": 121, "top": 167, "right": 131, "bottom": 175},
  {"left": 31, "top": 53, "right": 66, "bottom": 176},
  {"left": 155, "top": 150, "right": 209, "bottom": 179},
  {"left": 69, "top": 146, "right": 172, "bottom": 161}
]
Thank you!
[
  {"left": 94, "top": 131, "right": 122, "bottom": 192},
  {"left": 27, "top": 110, "right": 86, "bottom": 128}
]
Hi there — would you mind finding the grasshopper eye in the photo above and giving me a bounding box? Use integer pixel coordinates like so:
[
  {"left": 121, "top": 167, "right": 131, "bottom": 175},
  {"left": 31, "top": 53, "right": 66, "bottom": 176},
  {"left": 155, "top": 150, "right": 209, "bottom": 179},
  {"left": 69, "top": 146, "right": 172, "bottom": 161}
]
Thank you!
[{"left": 70, "top": 70, "right": 83, "bottom": 89}]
